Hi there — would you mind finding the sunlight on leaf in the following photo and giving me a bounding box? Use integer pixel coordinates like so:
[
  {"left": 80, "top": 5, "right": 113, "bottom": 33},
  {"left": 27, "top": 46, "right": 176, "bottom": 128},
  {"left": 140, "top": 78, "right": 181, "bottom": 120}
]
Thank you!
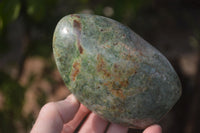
[
  {"left": 13, "top": 2, "right": 21, "bottom": 20},
  {"left": 26, "top": 0, "right": 56, "bottom": 22},
  {"left": 0, "top": 0, "right": 21, "bottom": 28}
]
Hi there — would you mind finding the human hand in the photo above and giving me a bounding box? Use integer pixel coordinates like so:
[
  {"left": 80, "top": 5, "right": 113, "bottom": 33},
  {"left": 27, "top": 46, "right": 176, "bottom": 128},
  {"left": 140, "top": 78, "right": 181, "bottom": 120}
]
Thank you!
[{"left": 31, "top": 94, "right": 162, "bottom": 133}]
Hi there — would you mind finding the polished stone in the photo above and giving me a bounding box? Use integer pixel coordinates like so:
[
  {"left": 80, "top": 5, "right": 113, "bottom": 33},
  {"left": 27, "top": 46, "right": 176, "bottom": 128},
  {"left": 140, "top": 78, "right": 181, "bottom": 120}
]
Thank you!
[{"left": 53, "top": 14, "right": 182, "bottom": 129}]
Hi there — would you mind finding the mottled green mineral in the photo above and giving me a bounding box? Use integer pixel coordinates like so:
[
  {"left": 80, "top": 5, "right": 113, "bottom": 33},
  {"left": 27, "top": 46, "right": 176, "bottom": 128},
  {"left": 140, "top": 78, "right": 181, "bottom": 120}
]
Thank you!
[{"left": 53, "top": 14, "right": 181, "bottom": 129}]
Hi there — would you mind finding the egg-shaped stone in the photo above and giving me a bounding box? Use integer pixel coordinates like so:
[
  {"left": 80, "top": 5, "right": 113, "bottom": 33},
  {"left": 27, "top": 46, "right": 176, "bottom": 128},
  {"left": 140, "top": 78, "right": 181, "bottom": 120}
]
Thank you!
[{"left": 53, "top": 14, "right": 181, "bottom": 129}]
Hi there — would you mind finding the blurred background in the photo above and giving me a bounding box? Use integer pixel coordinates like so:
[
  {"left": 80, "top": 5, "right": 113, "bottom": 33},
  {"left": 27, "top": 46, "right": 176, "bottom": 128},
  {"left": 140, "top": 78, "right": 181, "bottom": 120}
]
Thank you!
[{"left": 0, "top": 0, "right": 200, "bottom": 132}]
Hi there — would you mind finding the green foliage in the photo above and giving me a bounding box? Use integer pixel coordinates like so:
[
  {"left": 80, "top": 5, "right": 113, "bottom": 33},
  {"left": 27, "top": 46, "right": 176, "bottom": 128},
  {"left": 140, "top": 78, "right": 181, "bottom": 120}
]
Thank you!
[
  {"left": 27, "top": 39, "right": 52, "bottom": 58},
  {"left": 0, "top": 72, "right": 25, "bottom": 115},
  {"left": 87, "top": 0, "right": 152, "bottom": 22},
  {"left": 0, "top": 0, "right": 56, "bottom": 33},
  {"left": 111, "top": 0, "right": 153, "bottom": 23},
  {"left": 26, "top": 0, "right": 56, "bottom": 22},
  {"left": 1, "top": 0, "right": 198, "bottom": 132},
  {"left": 0, "top": 72, "right": 25, "bottom": 133},
  {"left": 0, "top": 0, "right": 21, "bottom": 32}
]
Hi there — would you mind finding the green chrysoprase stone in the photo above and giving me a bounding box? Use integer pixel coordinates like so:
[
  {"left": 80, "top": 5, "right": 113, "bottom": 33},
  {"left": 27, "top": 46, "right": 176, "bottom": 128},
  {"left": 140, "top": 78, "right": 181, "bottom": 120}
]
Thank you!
[{"left": 53, "top": 14, "right": 181, "bottom": 129}]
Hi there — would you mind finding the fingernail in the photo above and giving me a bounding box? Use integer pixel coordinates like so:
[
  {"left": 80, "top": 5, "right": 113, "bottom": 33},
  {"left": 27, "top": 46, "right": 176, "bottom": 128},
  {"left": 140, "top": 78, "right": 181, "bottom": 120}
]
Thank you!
[
  {"left": 63, "top": 125, "right": 74, "bottom": 133},
  {"left": 67, "top": 94, "right": 79, "bottom": 104}
]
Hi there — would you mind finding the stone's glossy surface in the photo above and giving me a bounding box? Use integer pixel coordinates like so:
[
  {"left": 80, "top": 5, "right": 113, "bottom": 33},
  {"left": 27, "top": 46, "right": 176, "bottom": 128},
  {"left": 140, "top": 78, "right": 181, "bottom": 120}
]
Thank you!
[{"left": 53, "top": 14, "right": 182, "bottom": 129}]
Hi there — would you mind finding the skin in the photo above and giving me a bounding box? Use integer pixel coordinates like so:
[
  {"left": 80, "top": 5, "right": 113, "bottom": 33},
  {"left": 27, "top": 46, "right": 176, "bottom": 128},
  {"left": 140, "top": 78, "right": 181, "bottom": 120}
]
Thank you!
[{"left": 31, "top": 94, "right": 162, "bottom": 133}]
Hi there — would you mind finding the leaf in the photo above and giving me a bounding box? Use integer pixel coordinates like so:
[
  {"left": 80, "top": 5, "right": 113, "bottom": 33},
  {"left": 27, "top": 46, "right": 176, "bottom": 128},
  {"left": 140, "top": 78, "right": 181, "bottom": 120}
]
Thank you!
[
  {"left": 0, "top": 72, "right": 25, "bottom": 114},
  {"left": 26, "top": 0, "right": 56, "bottom": 22},
  {"left": 0, "top": 0, "right": 21, "bottom": 30}
]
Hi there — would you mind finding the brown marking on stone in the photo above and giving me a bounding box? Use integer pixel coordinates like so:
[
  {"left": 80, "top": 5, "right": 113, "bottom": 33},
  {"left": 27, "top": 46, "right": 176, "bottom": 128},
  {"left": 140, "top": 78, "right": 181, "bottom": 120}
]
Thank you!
[
  {"left": 110, "top": 88, "right": 125, "bottom": 99},
  {"left": 97, "top": 54, "right": 111, "bottom": 78},
  {"left": 126, "top": 67, "right": 137, "bottom": 75},
  {"left": 70, "top": 14, "right": 80, "bottom": 18},
  {"left": 103, "top": 80, "right": 126, "bottom": 99},
  {"left": 96, "top": 57, "right": 126, "bottom": 99},
  {"left": 56, "top": 52, "right": 61, "bottom": 58},
  {"left": 71, "top": 61, "right": 80, "bottom": 81},
  {"left": 113, "top": 42, "right": 118, "bottom": 46},
  {"left": 113, "top": 63, "right": 136, "bottom": 78},
  {"left": 96, "top": 56, "right": 135, "bottom": 99},
  {"left": 73, "top": 20, "right": 83, "bottom": 54},
  {"left": 119, "top": 80, "right": 129, "bottom": 88},
  {"left": 103, "top": 45, "right": 111, "bottom": 49},
  {"left": 119, "top": 43, "right": 137, "bottom": 61},
  {"left": 110, "top": 104, "right": 124, "bottom": 113},
  {"left": 139, "top": 51, "right": 144, "bottom": 56},
  {"left": 103, "top": 81, "right": 113, "bottom": 88},
  {"left": 54, "top": 47, "right": 61, "bottom": 58},
  {"left": 113, "top": 64, "right": 118, "bottom": 73},
  {"left": 110, "top": 105, "right": 117, "bottom": 110},
  {"left": 106, "top": 45, "right": 111, "bottom": 48},
  {"left": 114, "top": 64, "right": 118, "bottom": 69}
]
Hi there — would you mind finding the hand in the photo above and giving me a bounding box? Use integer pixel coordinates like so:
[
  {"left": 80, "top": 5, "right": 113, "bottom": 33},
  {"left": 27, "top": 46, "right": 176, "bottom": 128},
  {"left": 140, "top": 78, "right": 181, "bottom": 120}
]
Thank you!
[{"left": 31, "top": 94, "right": 162, "bottom": 133}]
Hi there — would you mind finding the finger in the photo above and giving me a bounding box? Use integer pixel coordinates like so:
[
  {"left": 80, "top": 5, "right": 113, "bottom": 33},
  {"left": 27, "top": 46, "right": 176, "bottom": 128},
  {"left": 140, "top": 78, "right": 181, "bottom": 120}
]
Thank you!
[
  {"left": 107, "top": 123, "right": 128, "bottom": 133},
  {"left": 143, "top": 124, "right": 162, "bottom": 133},
  {"left": 79, "top": 113, "right": 108, "bottom": 133},
  {"left": 31, "top": 94, "right": 80, "bottom": 133},
  {"left": 62, "top": 104, "right": 90, "bottom": 133}
]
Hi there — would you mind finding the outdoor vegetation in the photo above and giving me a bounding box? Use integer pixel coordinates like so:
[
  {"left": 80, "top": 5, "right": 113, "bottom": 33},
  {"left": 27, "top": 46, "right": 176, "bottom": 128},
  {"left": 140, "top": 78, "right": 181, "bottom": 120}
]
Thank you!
[{"left": 0, "top": 0, "right": 200, "bottom": 132}]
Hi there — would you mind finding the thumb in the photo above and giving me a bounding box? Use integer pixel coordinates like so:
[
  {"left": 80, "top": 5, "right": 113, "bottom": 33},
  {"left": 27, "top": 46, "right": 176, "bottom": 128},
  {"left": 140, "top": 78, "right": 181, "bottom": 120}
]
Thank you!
[{"left": 31, "top": 94, "right": 80, "bottom": 133}]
